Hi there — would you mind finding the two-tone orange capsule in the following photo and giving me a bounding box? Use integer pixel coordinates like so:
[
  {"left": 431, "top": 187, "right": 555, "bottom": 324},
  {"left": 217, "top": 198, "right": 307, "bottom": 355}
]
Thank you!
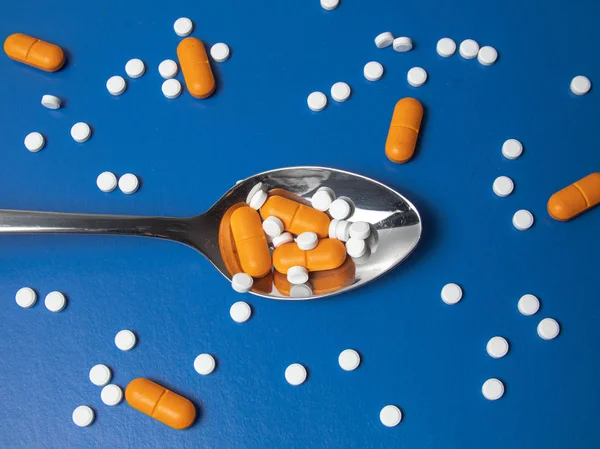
[
  {"left": 177, "top": 37, "right": 215, "bottom": 99},
  {"left": 548, "top": 172, "right": 600, "bottom": 221},
  {"left": 385, "top": 98, "right": 423, "bottom": 163},
  {"left": 4, "top": 33, "right": 65, "bottom": 72}
]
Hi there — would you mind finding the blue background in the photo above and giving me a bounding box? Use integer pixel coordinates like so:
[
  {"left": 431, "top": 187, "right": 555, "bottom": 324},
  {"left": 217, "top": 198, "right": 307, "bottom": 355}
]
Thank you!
[{"left": 1, "top": 0, "right": 599, "bottom": 448}]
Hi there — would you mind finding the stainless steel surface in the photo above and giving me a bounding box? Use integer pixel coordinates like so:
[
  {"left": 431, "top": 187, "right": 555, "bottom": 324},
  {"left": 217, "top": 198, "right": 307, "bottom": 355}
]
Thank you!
[{"left": 0, "top": 166, "right": 421, "bottom": 300}]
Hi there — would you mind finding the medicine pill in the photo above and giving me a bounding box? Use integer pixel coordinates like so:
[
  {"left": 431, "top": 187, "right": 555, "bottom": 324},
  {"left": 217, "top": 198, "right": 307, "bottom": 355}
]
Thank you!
[
  {"left": 15, "top": 287, "right": 37, "bottom": 308},
  {"left": 230, "top": 301, "right": 252, "bottom": 323},
  {"left": 115, "top": 329, "right": 136, "bottom": 351},
  {"left": 375, "top": 32, "right": 394, "bottom": 48},
  {"left": 158, "top": 59, "right": 178, "bottom": 79},
  {"left": 106, "top": 76, "right": 126, "bottom": 96},
  {"left": 177, "top": 37, "right": 215, "bottom": 99},
  {"left": 71, "top": 122, "right": 91, "bottom": 143},
  {"left": 513, "top": 209, "right": 534, "bottom": 230},
  {"left": 459, "top": 39, "right": 479, "bottom": 59},
  {"left": 385, "top": 98, "right": 423, "bottom": 163},
  {"left": 41, "top": 94, "right": 61, "bottom": 109},
  {"left": 571, "top": 76, "right": 591, "bottom": 96},
  {"left": 392, "top": 37, "right": 412, "bottom": 52},
  {"left": 101, "top": 384, "right": 123, "bottom": 406},
  {"left": 285, "top": 363, "right": 307, "bottom": 386},
  {"left": 436, "top": 38, "right": 456, "bottom": 57},
  {"left": 194, "top": 354, "right": 216, "bottom": 375},
  {"left": 486, "top": 336, "right": 509, "bottom": 358},
  {"left": 441, "top": 283, "right": 462, "bottom": 305},
  {"left": 125, "top": 58, "right": 145, "bottom": 78},
  {"left": 338, "top": 349, "right": 361, "bottom": 371},
  {"left": 307, "top": 91, "right": 327, "bottom": 112},
  {"left": 330, "top": 82, "right": 351, "bottom": 102},
  {"left": 118, "top": 173, "right": 139, "bottom": 194},
  {"left": 380, "top": 405, "right": 402, "bottom": 427},
  {"left": 518, "top": 294, "right": 540, "bottom": 316},
  {"left": 210, "top": 43, "right": 230, "bottom": 62},
  {"left": 174, "top": 18, "right": 193, "bottom": 37},
  {"left": 547, "top": 173, "right": 600, "bottom": 221},
  {"left": 231, "top": 273, "right": 253, "bottom": 293},
  {"left": 24, "top": 132, "right": 44, "bottom": 152},
  {"left": 4, "top": 33, "right": 65, "bottom": 72},
  {"left": 45, "top": 291, "right": 66, "bottom": 312},
  {"left": 72, "top": 405, "right": 95, "bottom": 427},
  {"left": 296, "top": 232, "right": 318, "bottom": 250},
  {"left": 364, "top": 61, "right": 384, "bottom": 81},
  {"left": 230, "top": 206, "right": 272, "bottom": 277},
  {"left": 89, "top": 364, "right": 112, "bottom": 386},
  {"left": 482, "top": 378, "right": 504, "bottom": 400}
]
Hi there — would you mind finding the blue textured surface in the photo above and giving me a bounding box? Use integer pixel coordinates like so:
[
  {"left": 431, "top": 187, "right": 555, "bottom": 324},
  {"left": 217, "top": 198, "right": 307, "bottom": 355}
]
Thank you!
[{"left": 1, "top": 1, "right": 599, "bottom": 448}]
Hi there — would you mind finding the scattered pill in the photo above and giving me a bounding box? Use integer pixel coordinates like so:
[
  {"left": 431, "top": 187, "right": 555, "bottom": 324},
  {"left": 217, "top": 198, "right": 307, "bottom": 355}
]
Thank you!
[
  {"left": 231, "top": 207, "right": 271, "bottom": 277},
  {"left": 436, "top": 37, "right": 456, "bottom": 57},
  {"left": 537, "top": 318, "right": 560, "bottom": 340},
  {"left": 502, "top": 138, "right": 523, "bottom": 160},
  {"left": 375, "top": 32, "right": 394, "bottom": 49},
  {"left": 570, "top": 75, "right": 591, "bottom": 96},
  {"left": 4, "top": 33, "right": 65, "bottom": 72},
  {"left": 114, "top": 329, "right": 136, "bottom": 351},
  {"left": 249, "top": 189, "right": 268, "bottom": 209},
  {"left": 312, "top": 187, "right": 336, "bottom": 211},
  {"left": 96, "top": 172, "right": 118, "bottom": 193},
  {"left": 518, "top": 294, "right": 540, "bottom": 316},
  {"left": 380, "top": 405, "right": 402, "bottom": 427},
  {"left": 482, "top": 378, "right": 504, "bottom": 400},
  {"left": 15, "top": 287, "right": 37, "bottom": 308},
  {"left": 101, "top": 384, "right": 123, "bottom": 406},
  {"left": 307, "top": 91, "right": 327, "bottom": 112},
  {"left": 346, "top": 238, "right": 367, "bottom": 258},
  {"left": 246, "top": 182, "right": 265, "bottom": 203},
  {"left": 210, "top": 43, "right": 230, "bottom": 62},
  {"left": 274, "top": 239, "right": 346, "bottom": 273},
  {"left": 231, "top": 272, "right": 253, "bottom": 293},
  {"left": 41, "top": 94, "right": 61, "bottom": 109},
  {"left": 330, "top": 197, "right": 353, "bottom": 220},
  {"left": 407, "top": 67, "right": 428, "bottom": 87},
  {"left": 392, "top": 36, "right": 413, "bottom": 52},
  {"left": 330, "top": 82, "right": 351, "bottom": 102},
  {"left": 162, "top": 78, "right": 182, "bottom": 99},
  {"left": 24, "top": 132, "right": 44, "bottom": 152},
  {"left": 296, "top": 232, "right": 318, "bottom": 250},
  {"left": 486, "top": 336, "right": 509, "bottom": 358},
  {"left": 177, "top": 37, "right": 216, "bottom": 99},
  {"left": 329, "top": 219, "right": 339, "bottom": 238},
  {"left": 45, "top": 291, "right": 66, "bottom": 312},
  {"left": 512, "top": 209, "right": 534, "bottom": 230},
  {"left": 338, "top": 349, "right": 361, "bottom": 371},
  {"left": 71, "top": 122, "right": 91, "bottom": 143},
  {"left": 261, "top": 195, "right": 331, "bottom": 238},
  {"left": 158, "top": 59, "right": 178, "bottom": 79},
  {"left": 72, "top": 405, "right": 95, "bottom": 427},
  {"left": 441, "top": 283, "right": 462, "bottom": 305},
  {"left": 385, "top": 97, "right": 424, "bottom": 163},
  {"left": 320, "top": 0, "right": 339, "bottom": 10},
  {"left": 125, "top": 58, "right": 145, "bottom": 78},
  {"left": 493, "top": 176, "right": 514, "bottom": 197},
  {"left": 350, "top": 221, "right": 370, "bottom": 240},
  {"left": 287, "top": 265, "right": 309, "bottom": 284},
  {"left": 106, "top": 75, "right": 126, "bottom": 96},
  {"left": 335, "top": 220, "right": 352, "bottom": 241},
  {"left": 262, "top": 216, "right": 284, "bottom": 237},
  {"left": 272, "top": 232, "right": 294, "bottom": 248},
  {"left": 230, "top": 301, "right": 252, "bottom": 323},
  {"left": 285, "top": 363, "right": 307, "bottom": 386},
  {"left": 459, "top": 39, "right": 479, "bottom": 59},
  {"left": 547, "top": 172, "right": 600, "bottom": 221},
  {"left": 364, "top": 61, "right": 384, "bottom": 81},
  {"left": 174, "top": 17, "right": 193, "bottom": 37},
  {"left": 194, "top": 353, "right": 216, "bottom": 375},
  {"left": 118, "top": 173, "right": 139, "bottom": 194},
  {"left": 89, "top": 364, "right": 112, "bottom": 386},
  {"left": 290, "top": 283, "right": 313, "bottom": 298},
  {"left": 478, "top": 46, "right": 498, "bottom": 66}
]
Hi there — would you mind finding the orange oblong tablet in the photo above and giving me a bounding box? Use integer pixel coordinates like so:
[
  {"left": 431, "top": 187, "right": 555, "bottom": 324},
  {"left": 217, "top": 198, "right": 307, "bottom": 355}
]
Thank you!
[
  {"left": 4, "top": 33, "right": 65, "bottom": 72},
  {"left": 547, "top": 172, "right": 600, "bottom": 221},
  {"left": 230, "top": 206, "right": 272, "bottom": 277},
  {"left": 125, "top": 378, "right": 196, "bottom": 430},
  {"left": 260, "top": 195, "right": 330, "bottom": 238},
  {"left": 385, "top": 98, "right": 423, "bottom": 163},
  {"left": 273, "top": 238, "right": 346, "bottom": 274},
  {"left": 177, "top": 37, "right": 215, "bottom": 99}
]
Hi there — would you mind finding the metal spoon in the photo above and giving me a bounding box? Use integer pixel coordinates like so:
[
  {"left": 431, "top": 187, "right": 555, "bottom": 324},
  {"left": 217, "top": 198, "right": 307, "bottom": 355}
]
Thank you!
[{"left": 0, "top": 166, "right": 421, "bottom": 299}]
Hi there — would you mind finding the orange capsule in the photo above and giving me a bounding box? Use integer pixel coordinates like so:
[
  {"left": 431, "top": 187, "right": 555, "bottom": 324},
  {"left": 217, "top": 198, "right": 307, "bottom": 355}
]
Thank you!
[
  {"left": 385, "top": 98, "right": 423, "bottom": 163},
  {"left": 3, "top": 33, "right": 65, "bottom": 72},
  {"left": 547, "top": 173, "right": 600, "bottom": 221},
  {"left": 177, "top": 37, "right": 215, "bottom": 99},
  {"left": 273, "top": 257, "right": 356, "bottom": 296},
  {"left": 260, "top": 195, "right": 330, "bottom": 238},
  {"left": 125, "top": 378, "right": 196, "bottom": 430},
  {"left": 273, "top": 238, "right": 346, "bottom": 274},
  {"left": 230, "top": 206, "right": 272, "bottom": 277},
  {"left": 218, "top": 203, "right": 246, "bottom": 276}
]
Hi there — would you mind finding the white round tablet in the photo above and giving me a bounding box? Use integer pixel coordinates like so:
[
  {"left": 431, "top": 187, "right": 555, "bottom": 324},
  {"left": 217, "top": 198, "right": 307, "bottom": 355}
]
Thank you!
[
  {"left": 272, "top": 232, "right": 294, "bottom": 248},
  {"left": 407, "top": 67, "right": 428, "bottom": 87},
  {"left": 570, "top": 75, "right": 591, "bottom": 95},
  {"left": 101, "top": 384, "right": 123, "bottom": 406},
  {"left": 537, "top": 318, "right": 560, "bottom": 340},
  {"left": 459, "top": 39, "right": 479, "bottom": 59},
  {"left": 106, "top": 75, "right": 126, "bottom": 96},
  {"left": 45, "top": 291, "right": 66, "bottom": 312},
  {"left": 15, "top": 287, "right": 37, "bottom": 308},
  {"left": 346, "top": 238, "right": 367, "bottom": 258},
  {"left": 125, "top": 58, "right": 145, "bottom": 78},
  {"left": 158, "top": 59, "right": 178, "bottom": 79},
  {"left": 338, "top": 349, "right": 361, "bottom": 371},
  {"left": 502, "top": 138, "right": 523, "bottom": 160},
  {"left": 349, "top": 221, "right": 370, "bottom": 240},
  {"left": 118, "top": 173, "right": 139, "bottom": 195},
  {"left": 246, "top": 182, "right": 266, "bottom": 203},
  {"left": 380, "top": 405, "right": 402, "bottom": 427},
  {"left": 296, "top": 232, "right": 318, "bottom": 250},
  {"left": 441, "top": 283, "right": 462, "bottom": 305},
  {"left": 486, "top": 336, "right": 509, "bottom": 358},
  {"left": 231, "top": 273, "right": 253, "bottom": 293},
  {"left": 307, "top": 91, "right": 327, "bottom": 112},
  {"left": 249, "top": 189, "right": 268, "bottom": 209},
  {"left": 321, "top": 0, "right": 339, "bottom": 10},
  {"left": 71, "top": 122, "right": 91, "bottom": 143},
  {"left": 312, "top": 187, "right": 336, "bottom": 211},
  {"left": 478, "top": 46, "right": 498, "bottom": 66},
  {"left": 285, "top": 363, "right": 307, "bottom": 386},
  {"left": 162, "top": 78, "right": 182, "bottom": 99},
  {"left": 72, "top": 405, "right": 95, "bottom": 427},
  {"left": 89, "top": 364, "right": 112, "bottom": 386},
  {"left": 331, "top": 82, "right": 351, "bottom": 102},
  {"left": 288, "top": 266, "right": 309, "bottom": 285},
  {"left": 290, "top": 283, "right": 313, "bottom": 298},
  {"left": 436, "top": 37, "right": 456, "bottom": 57},
  {"left": 210, "top": 43, "right": 230, "bottom": 62},
  {"left": 493, "top": 176, "right": 514, "bottom": 197},
  {"left": 41, "top": 94, "right": 61, "bottom": 109},
  {"left": 364, "top": 61, "right": 384, "bottom": 81},
  {"left": 114, "top": 329, "right": 136, "bottom": 351},
  {"left": 375, "top": 32, "right": 394, "bottom": 49},
  {"left": 174, "top": 17, "right": 193, "bottom": 37},
  {"left": 230, "top": 301, "right": 252, "bottom": 323},
  {"left": 194, "top": 353, "right": 216, "bottom": 375},
  {"left": 263, "top": 216, "right": 284, "bottom": 237},
  {"left": 335, "top": 220, "right": 352, "bottom": 242},
  {"left": 513, "top": 209, "right": 534, "bottom": 231},
  {"left": 96, "top": 172, "right": 118, "bottom": 193},
  {"left": 329, "top": 198, "right": 352, "bottom": 220},
  {"left": 392, "top": 37, "right": 412, "bottom": 52},
  {"left": 482, "top": 378, "right": 504, "bottom": 400},
  {"left": 24, "top": 132, "right": 45, "bottom": 152},
  {"left": 518, "top": 294, "right": 540, "bottom": 316},
  {"left": 329, "top": 219, "right": 339, "bottom": 238}
]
